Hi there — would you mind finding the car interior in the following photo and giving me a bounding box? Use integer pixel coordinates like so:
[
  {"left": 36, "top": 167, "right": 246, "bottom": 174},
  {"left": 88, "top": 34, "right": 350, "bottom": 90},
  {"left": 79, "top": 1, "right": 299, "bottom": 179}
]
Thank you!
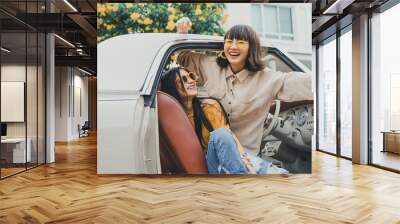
[{"left": 157, "top": 46, "right": 313, "bottom": 174}]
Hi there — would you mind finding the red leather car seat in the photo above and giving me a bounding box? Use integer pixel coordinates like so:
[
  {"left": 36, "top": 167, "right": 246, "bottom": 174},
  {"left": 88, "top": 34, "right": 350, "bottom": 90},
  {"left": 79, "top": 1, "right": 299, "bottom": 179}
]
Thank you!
[{"left": 157, "top": 91, "right": 208, "bottom": 174}]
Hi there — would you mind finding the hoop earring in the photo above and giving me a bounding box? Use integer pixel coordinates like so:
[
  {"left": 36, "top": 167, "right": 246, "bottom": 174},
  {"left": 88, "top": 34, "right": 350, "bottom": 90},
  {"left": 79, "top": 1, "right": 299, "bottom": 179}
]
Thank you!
[{"left": 218, "top": 51, "right": 227, "bottom": 59}]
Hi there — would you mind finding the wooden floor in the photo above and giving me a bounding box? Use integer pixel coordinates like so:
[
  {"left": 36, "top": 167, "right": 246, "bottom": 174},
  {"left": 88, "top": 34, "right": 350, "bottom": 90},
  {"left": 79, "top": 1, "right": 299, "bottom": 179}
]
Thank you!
[
  {"left": 1, "top": 135, "right": 400, "bottom": 223},
  {"left": 373, "top": 150, "right": 400, "bottom": 171},
  {"left": 1, "top": 167, "right": 26, "bottom": 178}
]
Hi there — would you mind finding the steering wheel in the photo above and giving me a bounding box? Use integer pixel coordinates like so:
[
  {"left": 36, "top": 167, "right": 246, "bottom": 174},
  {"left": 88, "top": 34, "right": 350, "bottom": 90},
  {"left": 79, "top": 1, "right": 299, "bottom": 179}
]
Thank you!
[
  {"left": 263, "top": 99, "right": 281, "bottom": 139},
  {"left": 259, "top": 100, "right": 281, "bottom": 157}
]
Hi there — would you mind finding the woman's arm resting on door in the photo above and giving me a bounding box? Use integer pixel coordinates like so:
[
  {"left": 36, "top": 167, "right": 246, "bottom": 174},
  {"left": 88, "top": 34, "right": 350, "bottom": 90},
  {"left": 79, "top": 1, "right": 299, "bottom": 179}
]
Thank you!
[{"left": 277, "top": 72, "right": 313, "bottom": 102}]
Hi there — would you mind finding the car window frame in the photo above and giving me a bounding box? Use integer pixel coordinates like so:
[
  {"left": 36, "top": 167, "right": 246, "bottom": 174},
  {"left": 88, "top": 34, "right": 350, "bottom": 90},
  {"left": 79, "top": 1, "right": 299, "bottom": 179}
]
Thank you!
[
  {"left": 145, "top": 42, "right": 305, "bottom": 108},
  {"left": 144, "top": 42, "right": 222, "bottom": 107}
]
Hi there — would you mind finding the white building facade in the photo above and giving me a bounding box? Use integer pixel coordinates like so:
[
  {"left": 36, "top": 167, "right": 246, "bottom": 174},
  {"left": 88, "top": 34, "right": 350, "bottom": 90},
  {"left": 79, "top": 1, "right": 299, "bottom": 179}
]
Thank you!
[{"left": 224, "top": 3, "right": 312, "bottom": 69}]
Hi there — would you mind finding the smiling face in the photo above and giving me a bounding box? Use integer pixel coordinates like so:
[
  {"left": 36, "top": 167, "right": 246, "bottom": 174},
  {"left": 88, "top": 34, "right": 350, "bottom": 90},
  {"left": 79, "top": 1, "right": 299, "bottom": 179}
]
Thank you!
[
  {"left": 224, "top": 38, "right": 249, "bottom": 72},
  {"left": 175, "top": 68, "right": 198, "bottom": 98},
  {"left": 217, "top": 25, "right": 266, "bottom": 73}
]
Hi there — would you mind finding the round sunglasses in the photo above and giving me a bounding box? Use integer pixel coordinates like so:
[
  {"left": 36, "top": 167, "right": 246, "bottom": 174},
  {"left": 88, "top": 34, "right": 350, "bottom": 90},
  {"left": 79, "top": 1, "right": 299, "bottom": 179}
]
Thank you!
[
  {"left": 179, "top": 68, "right": 199, "bottom": 83},
  {"left": 224, "top": 38, "right": 249, "bottom": 49}
]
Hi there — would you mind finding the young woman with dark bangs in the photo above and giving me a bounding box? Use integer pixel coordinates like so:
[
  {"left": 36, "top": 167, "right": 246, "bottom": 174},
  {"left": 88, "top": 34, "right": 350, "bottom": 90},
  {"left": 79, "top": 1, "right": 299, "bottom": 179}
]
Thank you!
[{"left": 175, "top": 18, "right": 313, "bottom": 157}]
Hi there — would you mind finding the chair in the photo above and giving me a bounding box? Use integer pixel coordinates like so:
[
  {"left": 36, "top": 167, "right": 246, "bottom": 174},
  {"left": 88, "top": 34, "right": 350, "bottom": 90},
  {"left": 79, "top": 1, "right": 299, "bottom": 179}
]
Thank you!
[
  {"left": 79, "top": 121, "right": 90, "bottom": 138},
  {"left": 157, "top": 91, "right": 208, "bottom": 174}
]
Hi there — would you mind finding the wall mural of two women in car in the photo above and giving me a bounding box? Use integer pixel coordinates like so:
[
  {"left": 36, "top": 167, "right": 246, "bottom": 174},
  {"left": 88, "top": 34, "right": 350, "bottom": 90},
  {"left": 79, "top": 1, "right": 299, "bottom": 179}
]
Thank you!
[{"left": 97, "top": 3, "right": 314, "bottom": 175}]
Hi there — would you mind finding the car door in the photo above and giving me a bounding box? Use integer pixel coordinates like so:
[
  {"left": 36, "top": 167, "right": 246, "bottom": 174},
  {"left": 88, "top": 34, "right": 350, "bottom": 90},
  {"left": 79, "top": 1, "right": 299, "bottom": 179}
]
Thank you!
[
  {"left": 98, "top": 35, "right": 221, "bottom": 175},
  {"left": 97, "top": 34, "right": 167, "bottom": 174},
  {"left": 144, "top": 40, "right": 222, "bottom": 173}
]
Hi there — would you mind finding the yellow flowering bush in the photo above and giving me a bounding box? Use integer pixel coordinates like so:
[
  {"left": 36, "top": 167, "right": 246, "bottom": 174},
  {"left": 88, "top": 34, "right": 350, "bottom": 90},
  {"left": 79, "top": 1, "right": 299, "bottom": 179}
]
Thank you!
[
  {"left": 130, "top": 12, "right": 140, "bottom": 21},
  {"left": 143, "top": 18, "right": 152, "bottom": 25},
  {"left": 97, "top": 3, "right": 227, "bottom": 43},
  {"left": 166, "top": 21, "right": 175, "bottom": 31}
]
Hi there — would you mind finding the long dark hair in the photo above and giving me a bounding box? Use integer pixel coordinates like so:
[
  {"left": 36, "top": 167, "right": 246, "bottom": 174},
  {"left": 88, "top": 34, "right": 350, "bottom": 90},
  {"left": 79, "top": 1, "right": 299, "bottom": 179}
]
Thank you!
[
  {"left": 217, "top": 25, "right": 266, "bottom": 72},
  {"left": 160, "top": 67, "right": 229, "bottom": 148}
]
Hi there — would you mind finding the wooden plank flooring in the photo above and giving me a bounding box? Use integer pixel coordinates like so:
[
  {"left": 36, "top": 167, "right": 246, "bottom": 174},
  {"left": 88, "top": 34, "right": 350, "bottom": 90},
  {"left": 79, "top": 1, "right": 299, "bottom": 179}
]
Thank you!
[
  {"left": 1, "top": 167, "right": 26, "bottom": 178},
  {"left": 372, "top": 150, "right": 400, "bottom": 171},
  {"left": 1, "top": 135, "right": 400, "bottom": 223}
]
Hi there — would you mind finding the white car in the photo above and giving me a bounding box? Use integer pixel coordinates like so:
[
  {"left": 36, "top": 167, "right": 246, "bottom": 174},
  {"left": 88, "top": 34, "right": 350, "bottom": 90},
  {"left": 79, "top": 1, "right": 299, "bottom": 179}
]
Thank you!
[{"left": 97, "top": 33, "right": 313, "bottom": 174}]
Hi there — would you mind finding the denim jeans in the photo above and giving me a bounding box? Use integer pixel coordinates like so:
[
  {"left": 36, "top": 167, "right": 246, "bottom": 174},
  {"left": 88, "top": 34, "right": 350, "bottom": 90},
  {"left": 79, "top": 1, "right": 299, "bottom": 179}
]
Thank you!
[
  {"left": 206, "top": 128, "right": 247, "bottom": 174},
  {"left": 206, "top": 128, "right": 288, "bottom": 174},
  {"left": 243, "top": 151, "right": 268, "bottom": 174}
]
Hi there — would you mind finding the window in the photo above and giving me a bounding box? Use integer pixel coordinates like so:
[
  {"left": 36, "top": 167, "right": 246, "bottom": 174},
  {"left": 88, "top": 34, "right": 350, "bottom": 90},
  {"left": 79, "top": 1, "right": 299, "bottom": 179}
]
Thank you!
[
  {"left": 316, "top": 27, "right": 352, "bottom": 159},
  {"left": 251, "top": 4, "right": 294, "bottom": 41},
  {"left": 317, "top": 37, "right": 337, "bottom": 154},
  {"left": 339, "top": 29, "right": 352, "bottom": 158},
  {"left": 390, "top": 74, "right": 400, "bottom": 130},
  {"left": 0, "top": 1, "right": 46, "bottom": 179},
  {"left": 371, "top": 3, "right": 400, "bottom": 171}
]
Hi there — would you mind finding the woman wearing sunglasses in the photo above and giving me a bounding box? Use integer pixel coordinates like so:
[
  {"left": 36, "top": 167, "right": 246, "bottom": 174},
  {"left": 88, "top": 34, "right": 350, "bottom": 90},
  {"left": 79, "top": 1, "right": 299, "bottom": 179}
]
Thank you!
[
  {"left": 160, "top": 66, "right": 288, "bottom": 174},
  {"left": 176, "top": 18, "right": 313, "bottom": 157}
]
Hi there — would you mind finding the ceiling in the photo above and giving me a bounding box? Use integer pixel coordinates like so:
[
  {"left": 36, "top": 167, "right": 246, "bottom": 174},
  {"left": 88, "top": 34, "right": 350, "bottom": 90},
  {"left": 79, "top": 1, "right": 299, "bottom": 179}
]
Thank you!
[
  {"left": 307, "top": 0, "right": 390, "bottom": 44},
  {"left": 0, "top": 0, "right": 97, "bottom": 74}
]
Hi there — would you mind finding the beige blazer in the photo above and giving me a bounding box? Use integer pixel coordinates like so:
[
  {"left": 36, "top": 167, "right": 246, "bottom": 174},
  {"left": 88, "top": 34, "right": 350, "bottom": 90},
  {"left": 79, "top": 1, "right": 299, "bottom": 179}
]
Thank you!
[{"left": 178, "top": 51, "right": 313, "bottom": 153}]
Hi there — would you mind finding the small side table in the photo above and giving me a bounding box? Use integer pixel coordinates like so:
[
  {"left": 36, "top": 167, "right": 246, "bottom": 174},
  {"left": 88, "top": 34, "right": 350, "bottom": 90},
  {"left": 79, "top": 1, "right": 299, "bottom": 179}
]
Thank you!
[{"left": 381, "top": 131, "right": 400, "bottom": 154}]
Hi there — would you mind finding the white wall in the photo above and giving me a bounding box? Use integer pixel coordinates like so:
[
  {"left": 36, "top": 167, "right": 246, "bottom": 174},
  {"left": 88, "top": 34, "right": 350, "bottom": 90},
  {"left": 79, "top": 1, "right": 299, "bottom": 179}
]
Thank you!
[
  {"left": 1, "top": 65, "right": 26, "bottom": 140},
  {"left": 1, "top": 65, "right": 36, "bottom": 138},
  {"left": 224, "top": 3, "right": 252, "bottom": 29},
  {"left": 1, "top": 63, "right": 46, "bottom": 164},
  {"left": 55, "top": 67, "right": 89, "bottom": 141},
  {"left": 55, "top": 67, "right": 69, "bottom": 141},
  {"left": 72, "top": 73, "right": 89, "bottom": 138},
  {"left": 1, "top": 82, "right": 25, "bottom": 122}
]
